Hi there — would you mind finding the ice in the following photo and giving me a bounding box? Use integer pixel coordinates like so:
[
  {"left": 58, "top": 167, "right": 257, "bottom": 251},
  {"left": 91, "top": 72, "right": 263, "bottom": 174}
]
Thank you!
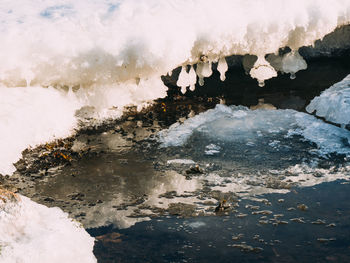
[
  {"left": 188, "top": 66, "right": 197, "bottom": 91},
  {"left": 177, "top": 65, "right": 198, "bottom": 93},
  {"left": 306, "top": 75, "right": 350, "bottom": 125},
  {"left": 196, "top": 62, "right": 213, "bottom": 86},
  {"left": 177, "top": 66, "right": 190, "bottom": 94},
  {"left": 0, "top": 76, "right": 167, "bottom": 176},
  {"left": 1, "top": 0, "right": 350, "bottom": 175},
  {"left": 0, "top": 87, "right": 80, "bottom": 175},
  {"left": 217, "top": 58, "right": 228, "bottom": 81},
  {"left": 249, "top": 56, "right": 278, "bottom": 87},
  {"left": 167, "top": 159, "right": 196, "bottom": 165},
  {"left": 205, "top": 144, "right": 221, "bottom": 155},
  {"left": 0, "top": 195, "right": 96, "bottom": 263},
  {"left": 1, "top": 0, "right": 349, "bottom": 88},
  {"left": 281, "top": 51, "right": 308, "bottom": 79},
  {"left": 159, "top": 104, "right": 350, "bottom": 157}
]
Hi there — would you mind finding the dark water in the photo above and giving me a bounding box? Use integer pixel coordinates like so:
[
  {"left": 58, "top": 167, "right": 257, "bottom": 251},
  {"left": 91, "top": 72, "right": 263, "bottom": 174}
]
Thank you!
[{"left": 90, "top": 181, "right": 350, "bottom": 263}]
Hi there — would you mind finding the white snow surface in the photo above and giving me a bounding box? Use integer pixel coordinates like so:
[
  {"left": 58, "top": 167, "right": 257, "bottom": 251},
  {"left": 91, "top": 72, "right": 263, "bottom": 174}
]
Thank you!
[
  {"left": 0, "top": 195, "right": 96, "bottom": 263},
  {"left": 306, "top": 74, "right": 350, "bottom": 125},
  {"left": 1, "top": 0, "right": 349, "bottom": 87},
  {"left": 1, "top": 0, "right": 350, "bottom": 175}
]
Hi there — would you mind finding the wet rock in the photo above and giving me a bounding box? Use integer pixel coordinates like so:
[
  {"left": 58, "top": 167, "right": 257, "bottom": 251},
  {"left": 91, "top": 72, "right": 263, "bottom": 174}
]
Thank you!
[
  {"left": 297, "top": 204, "right": 309, "bottom": 211},
  {"left": 168, "top": 203, "right": 197, "bottom": 217},
  {"left": 311, "top": 219, "right": 326, "bottom": 225},
  {"left": 245, "top": 204, "right": 260, "bottom": 210},
  {"left": 96, "top": 232, "right": 123, "bottom": 244},
  {"left": 265, "top": 178, "right": 292, "bottom": 189},
  {"left": 159, "top": 191, "right": 177, "bottom": 199},
  {"left": 252, "top": 210, "right": 273, "bottom": 215},
  {"left": 258, "top": 220, "right": 269, "bottom": 225},
  {"left": 232, "top": 243, "right": 264, "bottom": 253},
  {"left": 67, "top": 193, "right": 85, "bottom": 201},
  {"left": 43, "top": 197, "right": 55, "bottom": 202},
  {"left": 236, "top": 213, "right": 248, "bottom": 218},
  {"left": 215, "top": 200, "right": 230, "bottom": 213},
  {"left": 290, "top": 217, "right": 306, "bottom": 223},
  {"left": 232, "top": 234, "right": 244, "bottom": 241},
  {"left": 273, "top": 214, "right": 284, "bottom": 218},
  {"left": 185, "top": 165, "right": 203, "bottom": 175}
]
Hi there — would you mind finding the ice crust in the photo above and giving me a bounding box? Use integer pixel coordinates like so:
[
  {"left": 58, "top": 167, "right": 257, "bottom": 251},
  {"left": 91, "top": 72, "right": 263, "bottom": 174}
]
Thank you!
[
  {"left": 159, "top": 104, "right": 350, "bottom": 158},
  {"left": 0, "top": 195, "right": 96, "bottom": 263},
  {"left": 306, "top": 74, "right": 350, "bottom": 125}
]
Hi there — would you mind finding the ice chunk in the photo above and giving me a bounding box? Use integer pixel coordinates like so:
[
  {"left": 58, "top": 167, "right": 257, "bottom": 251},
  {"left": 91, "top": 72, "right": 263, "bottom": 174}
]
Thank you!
[
  {"left": 306, "top": 75, "right": 350, "bottom": 125},
  {"left": 167, "top": 159, "right": 196, "bottom": 165},
  {"left": 159, "top": 104, "right": 350, "bottom": 157},
  {"left": 205, "top": 144, "right": 221, "bottom": 155}
]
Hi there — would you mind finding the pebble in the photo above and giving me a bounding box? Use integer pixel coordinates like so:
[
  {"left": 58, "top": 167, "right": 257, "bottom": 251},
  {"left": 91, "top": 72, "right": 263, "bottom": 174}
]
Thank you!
[
  {"left": 290, "top": 217, "right": 305, "bottom": 223},
  {"left": 252, "top": 210, "right": 273, "bottom": 215},
  {"left": 297, "top": 204, "right": 308, "bottom": 211},
  {"left": 311, "top": 219, "right": 326, "bottom": 225}
]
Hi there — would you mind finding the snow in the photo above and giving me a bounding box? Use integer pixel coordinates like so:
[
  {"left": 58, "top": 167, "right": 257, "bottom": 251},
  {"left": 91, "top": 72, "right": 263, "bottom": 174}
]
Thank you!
[
  {"left": 0, "top": 195, "right": 96, "bottom": 263},
  {"left": 306, "top": 74, "right": 350, "bottom": 126}
]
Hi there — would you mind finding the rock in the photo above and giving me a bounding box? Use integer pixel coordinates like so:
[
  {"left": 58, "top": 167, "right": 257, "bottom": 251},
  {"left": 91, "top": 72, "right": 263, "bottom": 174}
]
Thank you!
[
  {"left": 215, "top": 200, "right": 230, "bottom": 213},
  {"left": 96, "top": 232, "right": 123, "bottom": 244},
  {"left": 43, "top": 197, "right": 55, "bottom": 202},
  {"left": 185, "top": 165, "right": 203, "bottom": 174},
  {"left": 311, "top": 219, "right": 326, "bottom": 225},
  {"left": 297, "top": 204, "right": 308, "bottom": 211},
  {"left": 290, "top": 217, "right": 305, "bottom": 223},
  {"left": 168, "top": 203, "right": 197, "bottom": 217}
]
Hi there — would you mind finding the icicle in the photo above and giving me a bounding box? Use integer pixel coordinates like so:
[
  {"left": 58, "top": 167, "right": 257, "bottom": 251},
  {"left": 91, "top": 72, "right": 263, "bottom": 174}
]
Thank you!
[
  {"left": 196, "top": 61, "right": 212, "bottom": 86},
  {"left": 217, "top": 57, "right": 228, "bottom": 81},
  {"left": 177, "top": 66, "right": 190, "bottom": 94},
  {"left": 23, "top": 70, "right": 34, "bottom": 87},
  {"left": 249, "top": 56, "right": 277, "bottom": 86},
  {"left": 188, "top": 66, "right": 197, "bottom": 91},
  {"left": 282, "top": 50, "right": 307, "bottom": 79},
  {"left": 202, "top": 62, "right": 212, "bottom": 78}
]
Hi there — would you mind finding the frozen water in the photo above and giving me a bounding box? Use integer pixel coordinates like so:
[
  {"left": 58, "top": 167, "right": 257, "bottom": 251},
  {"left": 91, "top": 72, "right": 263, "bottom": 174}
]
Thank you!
[
  {"left": 1, "top": 0, "right": 350, "bottom": 175},
  {"left": 2, "top": 0, "right": 348, "bottom": 87},
  {"left": 159, "top": 104, "right": 350, "bottom": 158},
  {"left": 306, "top": 74, "right": 350, "bottom": 125}
]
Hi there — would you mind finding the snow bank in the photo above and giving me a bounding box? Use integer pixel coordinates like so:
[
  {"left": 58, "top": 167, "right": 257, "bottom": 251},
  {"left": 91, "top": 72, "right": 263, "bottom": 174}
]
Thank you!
[
  {"left": 0, "top": 0, "right": 349, "bottom": 87},
  {"left": 1, "top": 0, "right": 350, "bottom": 175},
  {"left": 306, "top": 75, "right": 350, "bottom": 126},
  {"left": 0, "top": 194, "right": 96, "bottom": 263}
]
